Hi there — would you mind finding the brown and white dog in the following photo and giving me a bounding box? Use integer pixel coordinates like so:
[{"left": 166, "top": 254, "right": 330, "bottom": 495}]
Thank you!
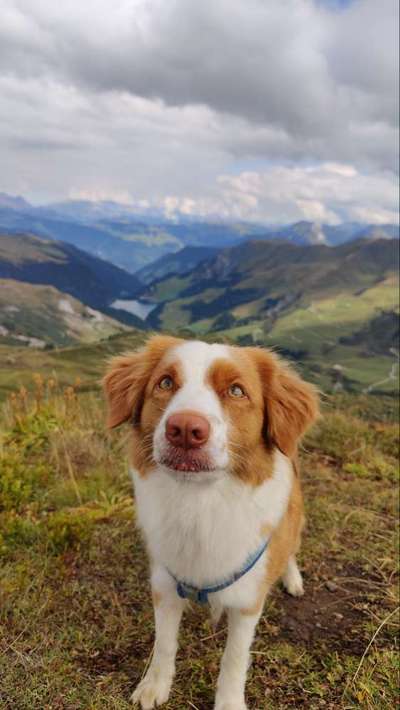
[{"left": 103, "top": 335, "right": 319, "bottom": 710}]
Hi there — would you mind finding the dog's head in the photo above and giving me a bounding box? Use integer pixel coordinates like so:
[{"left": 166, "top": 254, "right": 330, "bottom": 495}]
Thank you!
[{"left": 103, "top": 335, "right": 319, "bottom": 484}]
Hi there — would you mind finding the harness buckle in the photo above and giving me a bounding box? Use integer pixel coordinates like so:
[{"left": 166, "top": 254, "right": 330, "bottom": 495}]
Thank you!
[{"left": 177, "top": 582, "right": 209, "bottom": 604}]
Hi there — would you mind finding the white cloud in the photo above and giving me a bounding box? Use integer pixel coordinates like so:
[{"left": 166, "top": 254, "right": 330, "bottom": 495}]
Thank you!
[
  {"left": 0, "top": 0, "right": 398, "bottom": 222},
  {"left": 68, "top": 187, "right": 134, "bottom": 205},
  {"left": 349, "top": 206, "right": 399, "bottom": 225},
  {"left": 160, "top": 163, "right": 398, "bottom": 225}
]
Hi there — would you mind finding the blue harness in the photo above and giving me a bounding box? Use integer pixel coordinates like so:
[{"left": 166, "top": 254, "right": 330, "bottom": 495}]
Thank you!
[{"left": 169, "top": 537, "right": 270, "bottom": 605}]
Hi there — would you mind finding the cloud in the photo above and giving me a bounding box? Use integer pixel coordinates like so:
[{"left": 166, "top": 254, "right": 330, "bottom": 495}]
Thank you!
[
  {"left": 0, "top": 0, "right": 398, "bottom": 220},
  {"left": 162, "top": 162, "right": 398, "bottom": 224}
]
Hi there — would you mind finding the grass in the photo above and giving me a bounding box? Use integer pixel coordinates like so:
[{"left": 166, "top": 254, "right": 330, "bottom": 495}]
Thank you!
[
  {"left": 217, "top": 278, "right": 399, "bottom": 394},
  {"left": 0, "top": 332, "right": 147, "bottom": 401},
  {"left": 0, "top": 278, "right": 127, "bottom": 348},
  {"left": 0, "top": 378, "right": 398, "bottom": 709}
]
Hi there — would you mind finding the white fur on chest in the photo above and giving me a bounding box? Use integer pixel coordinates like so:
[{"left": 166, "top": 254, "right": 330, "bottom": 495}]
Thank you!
[{"left": 131, "top": 450, "right": 293, "bottom": 608}]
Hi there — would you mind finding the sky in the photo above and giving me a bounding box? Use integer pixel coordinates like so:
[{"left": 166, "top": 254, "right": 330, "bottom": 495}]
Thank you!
[{"left": 0, "top": 0, "right": 398, "bottom": 224}]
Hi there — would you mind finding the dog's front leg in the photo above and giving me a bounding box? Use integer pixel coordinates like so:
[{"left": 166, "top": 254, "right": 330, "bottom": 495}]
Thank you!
[
  {"left": 214, "top": 607, "right": 262, "bottom": 710},
  {"left": 131, "top": 567, "right": 185, "bottom": 709}
]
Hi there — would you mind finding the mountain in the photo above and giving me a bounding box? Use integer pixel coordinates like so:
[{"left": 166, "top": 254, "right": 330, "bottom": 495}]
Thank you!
[
  {"left": 0, "top": 194, "right": 398, "bottom": 274},
  {"left": 136, "top": 245, "right": 219, "bottom": 284},
  {"left": 251, "top": 221, "right": 398, "bottom": 246},
  {"left": 0, "top": 193, "right": 32, "bottom": 211},
  {"left": 0, "top": 232, "right": 143, "bottom": 327},
  {"left": 36, "top": 199, "right": 143, "bottom": 223},
  {"left": 356, "top": 224, "right": 400, "bottom": 241},
  {"left": 0, "top": 207, "right": 157, "bottom": 273},
  {"left": 138, "top": 238, "right": 399, "bottom": 393},
  {"left": 256, "top": 221, "right": 329, "bottom": 245},
  {"left": 0, "top": 197, "right": 254, "bottom": 272},
  {"left": 0, "top": 279, "right": 129, "bottom": 348},
  {"left": 143, "top": 237, "right": 399, "bottom": 327}
]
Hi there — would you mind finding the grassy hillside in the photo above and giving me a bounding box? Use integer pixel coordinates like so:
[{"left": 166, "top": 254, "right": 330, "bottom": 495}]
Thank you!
[
  {"left": 0, "top": 279, "right": 129, "bottom": 348},
  {"left": 1, "top": 233, "right": 397, "bottom": 393},
  {"left": 220, "top": 277, "right": 399, "bottom": 394},
  {"left": 0, "top": 379, "right": 398, "bottom": 709},
  {"left": 0, "top": 233, "right": 142, "bottom": 325},
  {"left": 143, "top": 239, "right": 399, "bottom": 327},
  {"left": 137, "top": 239, "right": 399, "bottom": 394},
  {"left": 136, "top": 246, "right": 219, "bottom": 285},
  {"left": 0, "top": 312, "right": 398, "bottom": 402},
  {"left": 0, "top": 331, "right": 146, "bottom": 400}
]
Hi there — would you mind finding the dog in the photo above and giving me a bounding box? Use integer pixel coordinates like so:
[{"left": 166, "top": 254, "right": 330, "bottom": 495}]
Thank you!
[{"left": 103, "top": 335, "right": 319, "bottom": 709}]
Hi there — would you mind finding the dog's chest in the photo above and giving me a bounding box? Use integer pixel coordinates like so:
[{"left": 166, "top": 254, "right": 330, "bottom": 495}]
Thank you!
[{"left": 132, "top": 451, "right": 292, "bottom": 591}]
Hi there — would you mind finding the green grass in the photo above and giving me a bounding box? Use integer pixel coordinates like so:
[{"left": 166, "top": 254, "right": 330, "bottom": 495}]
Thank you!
[
  {"left": 265, "top": 278, "right": 397, "bottom": 353},
  {"left": 215, "top": 278, "right": 399, "bottom": 394},
  {"left": 0, "top": 279, "right": 128, "bottom": 348},
  {"left": 0, "top": 331, "right": 147, "bottom": 401},
  {"left": 148, "top": 275, "right": 193, "bottom": 303},
  {"left": 0, "top": 232, "right": 66, "bottom": 265},
  {"left": 0, "top": 378, "right": 398, "bottom": 709}
]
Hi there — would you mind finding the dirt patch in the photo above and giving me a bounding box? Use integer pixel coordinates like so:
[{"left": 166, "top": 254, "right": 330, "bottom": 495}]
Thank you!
[
  {"left": 276, "top": 583, "right": 366, "bottom": 655},
  {"left": 272, "top": 559, "right": 397, "bottom": 657}
]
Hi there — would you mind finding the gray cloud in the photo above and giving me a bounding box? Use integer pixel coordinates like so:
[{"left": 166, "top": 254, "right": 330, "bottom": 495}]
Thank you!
[{"left": 0, "top": 0, "right": 398, "bottom": 220}]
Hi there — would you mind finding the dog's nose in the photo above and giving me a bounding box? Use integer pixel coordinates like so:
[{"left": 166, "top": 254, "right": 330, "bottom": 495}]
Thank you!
[{"left": 165, "top": 412, "right": 210, "bottom": 450}]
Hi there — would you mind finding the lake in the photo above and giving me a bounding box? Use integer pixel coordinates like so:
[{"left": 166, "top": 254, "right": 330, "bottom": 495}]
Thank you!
[{"left": 110, "top": 299, "right": 157, "bottom": 320}]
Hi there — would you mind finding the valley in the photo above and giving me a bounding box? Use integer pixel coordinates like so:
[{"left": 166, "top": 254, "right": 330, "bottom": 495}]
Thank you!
[{"left": 0, "top": 196, "right": 398, "bottom": 397}]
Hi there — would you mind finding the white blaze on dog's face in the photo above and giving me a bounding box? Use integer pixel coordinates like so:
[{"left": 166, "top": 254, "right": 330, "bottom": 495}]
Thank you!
[
  {"left": 103, "top": 336, "right": 319, "bottom": 485},
  {"left": 152, "top": 340, "right": 231, "bottom": 479}
]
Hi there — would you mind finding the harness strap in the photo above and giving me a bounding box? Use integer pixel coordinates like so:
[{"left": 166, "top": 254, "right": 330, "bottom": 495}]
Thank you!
[{"left": 169, "top": 537, "right": 270, "bottom": 605}]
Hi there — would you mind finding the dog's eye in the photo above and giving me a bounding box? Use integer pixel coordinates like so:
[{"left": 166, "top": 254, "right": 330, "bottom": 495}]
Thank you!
[
  {"left": 158, "top": 375, "right": 174, "bottom": 391},
  {"left": 228, "top": 383, "right": 245, "bottom": 398}
]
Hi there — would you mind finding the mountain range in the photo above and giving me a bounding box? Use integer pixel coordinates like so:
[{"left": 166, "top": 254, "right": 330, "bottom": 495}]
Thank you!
[
  {"left": 0, "top": 192, "right": 398, "bottom": 394},
  {"left": 0, "top": 193, "right": 397, "bottom": 275},
  {"left": 141, "top": 237, "right": 398, "bottom": 330},
  {"left": 0, "top": 232, "right": 143, "bottom": 328},
  {"left": 136, "top": 237, "right": 399, "bottom": 393},
  {"left": 0, "top": 194, "right": 257, "bottom": 273}
]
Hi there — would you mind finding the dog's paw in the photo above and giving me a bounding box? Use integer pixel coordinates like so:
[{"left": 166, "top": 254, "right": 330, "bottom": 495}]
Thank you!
[
  {"left": 282, "top": 558, "right": 304, "bottom": 597},
  {"left": 214, "top": 701, "right": 248, "bottom": 710},
  {"left": 286, "top": 578, "right": 304, "bottom": 597},
  {"left": 131, "top": 668, "right": 172, "bottom": 709},
  {"left": 283, "top": 570, "right": 304, "bottom": 597}
]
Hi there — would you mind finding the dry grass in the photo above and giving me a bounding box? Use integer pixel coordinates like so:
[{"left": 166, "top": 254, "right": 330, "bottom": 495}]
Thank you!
[{"left": 0, "top": 380, "right": 398, "bottom": 709}]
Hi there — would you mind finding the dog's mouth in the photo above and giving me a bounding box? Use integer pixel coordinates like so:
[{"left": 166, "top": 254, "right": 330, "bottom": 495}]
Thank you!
[{"left": 159, "top": 448, "right": 215, "bottom": 473}]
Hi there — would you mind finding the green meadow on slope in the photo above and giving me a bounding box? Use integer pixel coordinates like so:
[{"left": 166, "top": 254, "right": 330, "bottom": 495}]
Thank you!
[
  {"left": 141, "top": 239, "right": 399, "bottom": 394},
  {"left": 0, "top": 279, "right": 129, "bottom": 348},
  {"left": 0, "top": 232, "right": 398, "bottom": 394},
  {"left": 0, "top": 331, "right": 147, "bottom": 400},
  {"left": 0, "top": 232, "right": 142, "bottom": 327},
  {"left": 0, "top": 379, "right": 398, "bottom": 709},
  {"left": 0, "top": 230, "right": 398, "bottom": 708}
]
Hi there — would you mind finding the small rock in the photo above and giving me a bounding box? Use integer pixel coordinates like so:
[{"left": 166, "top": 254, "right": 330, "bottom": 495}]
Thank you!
[
  {"left": 334, "top": 612, "right": 344, "bottom": 621},
  {"left": 325, "top": 580, "right": 338, "bottom": 592}
]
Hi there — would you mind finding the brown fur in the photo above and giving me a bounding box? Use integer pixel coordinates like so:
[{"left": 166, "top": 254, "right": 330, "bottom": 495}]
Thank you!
[
  {"left": 152, "top": 590, "right": 162, "bottom": 607},
  {"left": 241, "top": 476, "right": 305, "bottom": 616},
  {"left": 102, "top": 335, "right": 182, "bottom": 428},
  {"left": 207, "top": 347, "right": 319, "bottom": 484},
  {"left": 104, "top": 337, "right": 319, "bottom": 609},
  {"left": 207, "top": 354, "right": 274, "bottom": 485},
  {"left": 102, "top": 335, "right": 183, "bottom": 475},
  {"left": 245, "top": 346, "right": 320, "bottom": 458},
  {"left": 205, "top": 346, "right": 318, "bottom": 614}
]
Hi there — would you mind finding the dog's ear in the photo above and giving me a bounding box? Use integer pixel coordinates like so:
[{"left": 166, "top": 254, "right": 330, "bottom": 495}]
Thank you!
[
  {"left": 248, "top": 347, "right": 319, "bottom": 457},
  {"left": 102, "top": 335, "right": 182, "bottom": 429}
]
